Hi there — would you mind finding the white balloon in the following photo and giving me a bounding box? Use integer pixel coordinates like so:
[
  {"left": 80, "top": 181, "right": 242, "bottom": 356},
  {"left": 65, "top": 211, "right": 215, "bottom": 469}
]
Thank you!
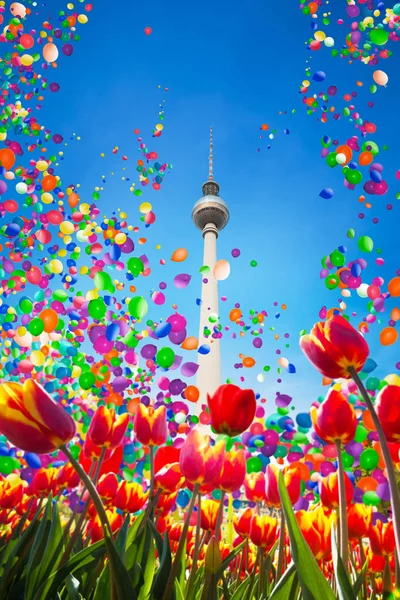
[
  {"left": 357, "top": 283, "right": 369, "bottom": 298},
  {"left": 324, "top": 37, "right": 334, "bottom": 47},
  {"left": 213, "top": 259, "right": 230, "bottom": 281}
]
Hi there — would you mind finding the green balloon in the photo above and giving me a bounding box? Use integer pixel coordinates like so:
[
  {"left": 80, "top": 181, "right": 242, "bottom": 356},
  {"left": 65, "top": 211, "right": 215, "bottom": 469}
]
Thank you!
[
  {"left": 325, "top": 274, "right": 339, "bottom": 290},
  {"left": 0, "top": 456, "right": 18, "bottom": 475},
  {"left": 94, "top": 271, "right": 115, "bottom": 293},
  {"left": 156, "top": 346, "right": 175, "bottom": 368},
  {"left": 88, "top": 298, "right": 106, "bottom": 320},
  {"left": 345, "top": 169, "right": 362, "bottom": 185},
  {"left": 128, "top": 296, "right": 148, "bottom": 320},
  {"left": 127, "top": 257, "right": 144, "bottom": 277},
  {"left": 79, "top": 371, "right": 95, "bottom": 390},
  {"left": 326, "top": 152, "right": 338, "bottom": 168},
  {"left": 363, "top": 491, "right": 381, "bottom": 506},
  {"left": 246, "top": 457, "right": 263, "bottom": 474},
  {"left": 19, "top": 297, "right": 33, "bottom": 314},
  {"left": 330, "top": 250, "right": 345, "bottom": 267},
  {"left": 369, "top": 28, "right": 389, "bottom": 46},
  {"left": 362, "top": 140, "right": 379, "bottom": 156},
  {"left": 358, "top": 235, "right": 374, "bottom": 253},
  {"left": 366, "top": 377, "right": 380, "bottom": 391},
  {"left": 347, "top": 228, "right": 356, "bottom": 239},
  {"left": 341, "top": 452, "right": 354, "bottom": 469},
  {"left": 274, "top": 445, "right": 288, "bottom": 458},
  {"left": 360, "top": 448, "right": 379, "bottom": 471},
  {"left": 354, "top": 425, "right": 368, "bottom": 443},
  {"left": 28, "top": 317, "right": 45, "bottom": 336}
]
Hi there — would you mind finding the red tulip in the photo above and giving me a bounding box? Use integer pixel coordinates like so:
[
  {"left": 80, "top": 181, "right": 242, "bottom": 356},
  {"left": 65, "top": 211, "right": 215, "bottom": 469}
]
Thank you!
[
  {"left": 296, "top": 507, "right": 335, "bottom": 560},
  {"left": 0, "top": 480, "right": 23, "bottom": 509},
  {"left": 56, "top": 462, "right": 80, "bottom": 489},
  {"left": 347, "top": 504, "right": 372, "bottom": 540},
  {"left": 179, "top": 428, "right": 225, "bottom": 487},
  {"left": 311, "top": 388, "right": 357, "bottom": 444},
  {"left": 134, "top": 404, "right": 168, "bottom": 446},
  {"left": 319, "top": 472, "right": 353, "bottom": 509},
  {"left": 88, "top": 508, "right": 122, "bottom": 543},
  {"left": 244, "top": 472, "right": 266, "bottom": 503},
  {"left": 0, "top": 380, "right": 76, "bottom": 453},
  {"left": 250, "top": 515, "right": 278, "bottom": 549},
  {"left": 375, "top": 385, "right": 400, "bottom": 443},
  {"left": 200, "top": 499, "right": 220, "bottom": 531},
  {"left": 155, "top": 463, "right": 185, "bottom": 494},
  {"left": 114, "top": 480, "right": 148, "bottom": 513},
  {"left": 207, "top": 384, "right": 256, "bottom": 437},
  {"left": 97, "top": 473, "right": 118, "bottom": 504},
  {"left": 265, "top": 464, "right": 301, "bottom": 508},
  {"left": 369, "top": 520, "right": 395, "bottom": 557},
  {"left": 88, "top": 405, "right": 129, "bottom": 449},
  {"left": 31, "top": 467, "right": 59, "bottom": 496},
  {"left": 300, "top": 315, "right": 369, "bottom": 379},
  {"left": 219, "top": 448, "right": 246, "bottom": 493},
  {"left": 234, "top": 508, "right": 253, "bottom": 539}
]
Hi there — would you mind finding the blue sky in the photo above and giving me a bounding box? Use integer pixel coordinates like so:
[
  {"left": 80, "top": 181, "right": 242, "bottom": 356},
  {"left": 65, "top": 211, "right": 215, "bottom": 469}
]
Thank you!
[{"left": 33, "top": 0, "right": 400, "bottom": 411}]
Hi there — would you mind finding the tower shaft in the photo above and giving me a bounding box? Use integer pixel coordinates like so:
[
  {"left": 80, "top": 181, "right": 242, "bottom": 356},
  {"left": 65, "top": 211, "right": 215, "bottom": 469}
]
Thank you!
[{"left": 196, "top": 222, "right": 221, "bottom": 407}]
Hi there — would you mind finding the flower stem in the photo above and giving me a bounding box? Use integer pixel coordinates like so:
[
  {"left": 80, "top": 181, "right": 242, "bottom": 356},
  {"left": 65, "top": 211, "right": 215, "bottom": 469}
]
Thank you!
[
  {"left": 148, "top": 445, "right": 155, "bottom": 522},
  {"left": 162, "top": 484, "right": 200, "bottom": 600},
  {"left": 61, "top": 445, "right": 113, "bottom": 541},
  {"left": 349, "top": 366, "right": 400, "bottom": 561},
  {"left": 185, "top": 492, "right": 202, "bottom": 599},
  {"left": 214, "top": 491, "right": 225, "bottom": 541},
  {"left": 335, "top": 439, "right": 349, "bottom": 574},
  {"left": 276, "top": 508, "right": 285, "bottom": 581}
]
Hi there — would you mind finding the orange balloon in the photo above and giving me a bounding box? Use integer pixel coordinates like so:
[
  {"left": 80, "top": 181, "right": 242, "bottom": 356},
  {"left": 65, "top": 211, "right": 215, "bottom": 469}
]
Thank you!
[
  {"left": 184, "top": 385, "right": 200, "bottom": 402},
  {"left": 308, "top": 1, "right": 318, "bottom": 14},
  {"left": 127, "top": 397, "right": 140, "bottom": 415},
  {"left": 357, "top": 477, "right": 378, "bottom": 493},
  {"left": 261, "top": 124, "right": 269, "bottom": 131},
  {"left": 326, "top": 307, "right": 343, "bottom": 318},
  {"left": 42, "top": 175, "right": 57, "bottom": 192},
  {"left": 288, "top": 461, "right": 310, "bottom": 481},
  {"left": 68, "top": 192, "right": 80, "bottom": 208},
  {"left": 229, "top": 308, "right": 242, "bottom": 322},
  {"left": 336, "top": 144, "right": 352, "bottom": 164},
  {"left": 359, "top": 151, "right": 373, "bottom": 166},
  {"left": 0, "top": 148, "right": 16, "bottom": 170},
  {"left": 39, "top": 308, "right": 58, "bottom": 333},
  {"left": 388, "top": 277, "right": 400, "bottom": 297},
  {"left": 380, "top": 327, "right": 398, "bottom": 346},
  {"left": 106, "top": 393, "right": 123, "bottom": 406},
  {"left": 257, "top": 314, "right": 264, "bottom": 323},
  {"left": 391, "top": 308, "right": 400, "bottom": 322},
  {"left": 362, "top": 410, "right": 376, "bottom": 431},
  {"left": 171, "top": 248, "right": 188, "bottom": 262},
  {"left": 178, "top": 423, "right": 189, "bottom": 434},
  {"left": 181, "top": 336, "right": 198, "bottom": 350},
  {"left": 243, "top": 356, "right": 256, "bottom": 368}
]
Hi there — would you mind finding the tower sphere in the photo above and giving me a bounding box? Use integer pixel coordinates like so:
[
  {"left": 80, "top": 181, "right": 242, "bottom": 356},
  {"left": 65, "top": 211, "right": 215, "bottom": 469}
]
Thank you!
[{"left": 192, "top": 181, "right": 230, "bottom": 233}]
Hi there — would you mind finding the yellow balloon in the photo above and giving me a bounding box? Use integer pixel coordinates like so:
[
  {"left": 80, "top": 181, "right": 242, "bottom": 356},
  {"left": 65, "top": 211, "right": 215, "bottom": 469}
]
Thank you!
[
  {"left": 41, "top": 192, "right": 53, "bottom": 204},
  {"left": 139, "top": 202, "right": 152, "bottom": 214},
  {"left": 20, "top": 54, "right": 33, "bottom": 67},
  {"left": 60, "top": 221, "right": 75, "bottom": 235},
  {"left": 49, "top": 259, "right": 63, "bottom": 274},
  {"left": 115, "top": 232, "right": 127, "bottom": 245},
  {"left": 384, "top": 374, "right": 400, "bottom": 387},
  {"left": 36, "top": 160, "right": 48, "bottom": 172},
  {"left": 78, "top": 14, "right": 88, "bottom": 24},
  {"left": 31, "top": 350, "right": 45, "bottom": 367}
]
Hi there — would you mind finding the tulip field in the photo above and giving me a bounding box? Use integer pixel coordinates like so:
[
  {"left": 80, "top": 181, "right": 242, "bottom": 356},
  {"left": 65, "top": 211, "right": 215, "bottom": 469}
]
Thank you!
[{"left": 1, "top": 0, "right": 400, "bottom": 599}]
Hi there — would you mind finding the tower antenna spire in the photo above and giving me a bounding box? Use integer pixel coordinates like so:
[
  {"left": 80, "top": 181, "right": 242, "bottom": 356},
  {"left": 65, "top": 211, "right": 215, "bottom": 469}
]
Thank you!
[{"left": 208, "top": 126, "right": 214, "bottom": 181}]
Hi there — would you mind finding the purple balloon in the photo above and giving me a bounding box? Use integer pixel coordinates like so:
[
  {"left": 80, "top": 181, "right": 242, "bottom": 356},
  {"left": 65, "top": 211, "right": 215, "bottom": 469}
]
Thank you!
[
  {"left": 180, "top": 362, "right": 199, "bottom": 377},
  {"left": 363, "top": 180, "right": 376, "bottom": 195},
  {"left": 120, "top": 237, "right": 134, "bottom": 253},
  {"left": 141, "top": 344, "right": 157, "bottom": 359},
  {"left": 93, "top": 335, "right": 113, "bottom": 354},
  {"left": 173, "top": 274, "right": 191, "bottom": 289},
  {"left": 112, "top": 376, "right": 129, "bottom": 393},
  {"left": 0, "top": 180, "right": 7, "bottom": 195},
  {"left": 89, "top": 325, "right": 106, "bottom": 343},
  {"left": 168, "top": 329, "right": 187, "bottom": 345},
  {"left": 253, "top": 337, "right": 263, "bottom": 349},
  {"left": 169, "top": 379, "right": 185, "bottom": 395}
]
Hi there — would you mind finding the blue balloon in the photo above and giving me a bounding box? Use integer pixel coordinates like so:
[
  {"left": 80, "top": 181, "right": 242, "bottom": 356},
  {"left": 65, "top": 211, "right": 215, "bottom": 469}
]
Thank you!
[
  {"left": 25, "top": 452, "right": 42, "bottom": 469},
  {"left": 319, "top": 188, "right": 334, "bottom": 199},
  {"left": 313, "top": 71, "right": 326, "bottom": 82},
  {"left": 362, "top": 358, "right": 378, "bottom": 373},
  {"left": 287, "top": 363, "right": 296, "bottom": 374},
  {"left": 198, "top": 344, "right": 210, "bottom": 355},
  {"left": 370, "top": 169, "right": 382, "bottom": 183},
  {"left": 351, "top": 262, "right": 362, "bottom": 277},
  {"left": 154, "top": 322, "right": 172, "bottom": 338},
  {"left": 177, "top": 490, "right": 190, "bottom": 508},
  {"left": 296, "top": 413, "right": 312, "bottom": 428}
]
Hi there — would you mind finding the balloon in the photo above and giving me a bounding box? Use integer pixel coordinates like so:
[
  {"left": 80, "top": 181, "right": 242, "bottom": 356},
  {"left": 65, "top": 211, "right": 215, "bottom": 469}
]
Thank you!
[
  {"left": 79, "top": 371, "right": 95, "bottom": 390},
  {"left": 156, "top": 347, "right": 175, "bottom": 368},
  {"left": 88, "top": 298, "right": 106, "bottom": 320},
  {"left": 213, "top": 259, "right": 230, "bottom": 281},
  {"left": 369, "top": 29, "right": 389, "bottom": 46},
  {"left": 127, "top": 257, "right": 144, "bottom": 276},
  {"left": 28, "top": 318, "right": 45, "bottom": 336},
  {"left": 173, "top": 274, "right": 191, "bottom": 289},
  {"left": 359, "top": 448, "right": 379, "bottom": 471},
  {"left": 171, "top": 248, "right": 188, "bottom": 262},
  {"left": 363, "top": 491, "right": 381, "bottom": 506},
  {"left": 128, "top": 296, "right": 148, "bottom": 319},
  {"left": 357, "top": 236, "right": 374, "bottom": 253},
  {"left": 380, "top": 327, "right": 398, "bottom": 346},
  {"left": 43, "top": 43, "right": 59, "bottom": 63},
  {"left": 167, "top": 313, "right": 187, "bottom": 332},
  {"left": 39, "top": 308, "right": 58, "bottom": 333},
  {"left": 181, "top": 336, "right": 198, "bottom": 350},
  {"left": 0, "top": 148, "right": 16, "bottom": 171},
  {"left": 345, "top": 170, "right": 362, "bottom": 185},
  {"left": 184, "top": 385, "right": 200, "bottom": 402},
  {"left": 388, "top": 277, "right": 400, "bottom": 297},
  {"left": 373, "top": 70, "right": 388, "bottom": 86},
  {"left": 229, "top": 308, "right": 242, "bottom": 322},
  {"left": 243, "top": 357, "right": 256, "bottom": 368},
  {"left": 319, "top": 188, "right": 334, "bottom": 199},
  {"left": 154, "top": 323, "right": 172, "bottom": 338}
]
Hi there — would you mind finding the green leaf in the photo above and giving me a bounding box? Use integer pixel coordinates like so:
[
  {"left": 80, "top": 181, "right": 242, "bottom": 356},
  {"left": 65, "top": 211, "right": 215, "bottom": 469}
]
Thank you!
[
  {"left": 353, "top": 558, "right": 369, "bottom": 597},
  {"left": 152, "top": 531, "right": 172, "bottom": 600},
  {"left": 25, "top": 498, "right": 54, "bottom": 600},
  {"left": 175, "top": 579, "right": 185, "bottom": 600},
  {"left": 138, "top": 534, "right": 155, "bottom": 600},
  {"left": 36, "top": 503, "right": 65, "bottom": 591},
  {"left": 230, "top": 578, "right": 252, "bottom": 600},
  {"left": 103, "top": 529, "right": 138, "bottom": 600},
  {"left": 331, "top": 529, "right": 357, "bottom": 600},
  {"left": 94, "top": 515, "right": 132, "bottom": 600},
  {"left": 33, "top": 540, "right": 106, "bottom": 600},
  {"left": 268, "top": 564, "right": 298, "bottom": 599},
  {"left": 278, "top": 471, "right": 336, "bottom": 600},
  {"left": 65, "top": 574, "right": 81, "bottom": 600},
  {"left": 216, "top": 539, "right": 246, "bottom": 578},
  {"left": 205, "top": 537, "right": 222, "bottom": 575}
]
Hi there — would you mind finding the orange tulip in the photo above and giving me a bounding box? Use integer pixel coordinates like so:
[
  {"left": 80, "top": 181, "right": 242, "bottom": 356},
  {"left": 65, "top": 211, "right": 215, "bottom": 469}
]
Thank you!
[
  {"left": 319, "top": 472, "right": 354, "bottom": 509},
  {"left": 244, "top": 472, "right": 266, "bottom": 503},
  {"left": 300, "top": 315, "right": 369, "bottom": 379},
  {"left": 250, "top": 515, "right": 278, "bottom": 549},
  {"left": 179, "top": 428, "right": 225, "bottom": 486},
  {"left": 375, "top": 385, "right": 400, "bottom": 443},
  {"left": 200, "top": 499, "right": 220, "bottom": 531},
  {"left": 265, "top": 464, "right": 301, "bottom": 508},
  {"left": 311, "top": 389, "right": 357, "bottom": 444},
  {"left": 88, "top": 508, "right": 123, "bottom": 543},
  {"left": 114, "top": 480, "right": 148, "bottom": 513},
  {"left": 155, "top": 463, "right": 185, "bottom": 494},
  {"left": 134, "top": 404, "right": 168, "bottom": 446},
  {"left": 347, "top": 503, "right": 372, "bottom": 539},
  {"left": 0, "top": 380, "right": 76, "bottom": 453},
  {"left": 369, "top": 520, "right": 396, "bottom": 556},
  {"left": 0, "top": 480, "right": 23, "bottom": 509},
  {"left": 234, "top": 508, "right": 253, "bottom": 539},
  {"left": 207, "top": 384, "right": 256, "bottom": 436},
  {"left": 88, "top": 405, "right": 129, "bottom": 449},
  {"left": 219, "top": 448, "right": 246, "bottom": 493},
  {"left": 296, "top": 507, "right": 335, "bottom": 560}
]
